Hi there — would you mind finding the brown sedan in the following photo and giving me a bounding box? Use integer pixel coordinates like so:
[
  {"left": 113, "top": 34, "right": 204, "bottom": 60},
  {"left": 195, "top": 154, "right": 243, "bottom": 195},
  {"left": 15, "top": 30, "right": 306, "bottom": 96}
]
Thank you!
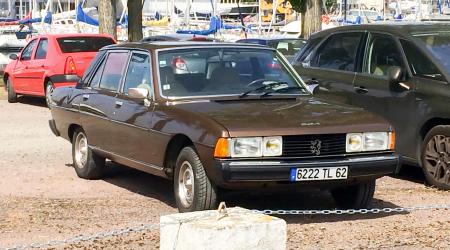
[{"left": 48, "top": 42, "right": 398, "bottom": 212}]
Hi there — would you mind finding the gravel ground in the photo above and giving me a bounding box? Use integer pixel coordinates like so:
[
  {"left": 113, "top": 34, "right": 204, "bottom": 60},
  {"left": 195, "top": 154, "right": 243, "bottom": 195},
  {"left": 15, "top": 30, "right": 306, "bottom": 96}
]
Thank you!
[{"left": 0, "top": 93, "right": 449, "bottom": 250}]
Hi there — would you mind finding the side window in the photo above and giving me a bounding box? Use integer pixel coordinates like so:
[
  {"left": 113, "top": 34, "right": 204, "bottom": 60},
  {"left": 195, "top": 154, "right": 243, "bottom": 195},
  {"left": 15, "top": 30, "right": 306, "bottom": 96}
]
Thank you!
[
  {"left": 89, "top": 60, "right": 106, "bottom": 89},
  {"left": 400, "top": 39, "right": 445, "bottom": 81},
  {"left": 293, "top": 37, "right": 321, "bottom": 66},
  {"left": 35, "top": 38, "right": 49, "bottom": 59},
  {"left": 313, "top": 33, "right": 363, "bottom": 71},
  {"left": 20, "top": 39, "right": 37, "bottom": 61},
  {"left": 123, "top": 53, "right": 152, "bottom": 94},
  {"left": 98, "top": 52, "right": 129, "bottom": 91},
  {"left": 364, "top": 34, "right": 403, "bottom": 77}
]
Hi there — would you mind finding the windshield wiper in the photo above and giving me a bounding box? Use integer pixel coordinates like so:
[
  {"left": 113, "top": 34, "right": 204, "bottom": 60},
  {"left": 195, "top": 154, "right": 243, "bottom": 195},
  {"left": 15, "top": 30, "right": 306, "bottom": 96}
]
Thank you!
[
  {"left": 239, "top": 81, "right": 288, "bottom": 98},
  {"left": 260, "top": 86, "right": 305, "bottom": 98}
]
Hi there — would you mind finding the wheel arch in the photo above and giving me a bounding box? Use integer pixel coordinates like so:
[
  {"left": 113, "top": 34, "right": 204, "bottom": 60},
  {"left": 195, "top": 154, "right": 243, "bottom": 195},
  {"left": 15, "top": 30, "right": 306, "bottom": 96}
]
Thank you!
[
  {"left": 3, "top": 72, "right": 9, "bottom": 83},
  {"left": 68, "top": 123, "right": 82, "bottom": 143},
  {"left": 43, "top": 76, "right": 51, "bottom": 92},
  {"left": 163, "top": 134, "right": 195, "bottom": 178}
]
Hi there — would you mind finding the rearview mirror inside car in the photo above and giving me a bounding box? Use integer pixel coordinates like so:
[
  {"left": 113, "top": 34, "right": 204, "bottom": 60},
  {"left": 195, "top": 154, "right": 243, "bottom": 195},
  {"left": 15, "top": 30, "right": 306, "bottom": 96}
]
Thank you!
[
  {"left": 128, "top": 87, "right": 149, "bottom": 99},
  {"left": 9, "top": 54, "right": 18, "bottom": 60}
]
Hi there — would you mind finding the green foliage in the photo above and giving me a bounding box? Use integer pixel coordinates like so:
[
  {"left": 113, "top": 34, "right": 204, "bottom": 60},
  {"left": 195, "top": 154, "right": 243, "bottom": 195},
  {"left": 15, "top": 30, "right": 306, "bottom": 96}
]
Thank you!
[{"left": 290, "top": 0, "right": 336, "bottom": 13}]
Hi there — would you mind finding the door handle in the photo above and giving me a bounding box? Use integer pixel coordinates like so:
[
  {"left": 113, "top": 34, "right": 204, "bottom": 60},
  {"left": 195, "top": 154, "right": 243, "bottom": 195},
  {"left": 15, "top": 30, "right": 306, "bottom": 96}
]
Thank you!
[
  {"left": 82, "top": 94, "right": 89, "bottom": 100},
  {"left": 354, "top": 86, "right": 368, "bottom": 94},
  {"left": 115, "top": 101, "right": 123, "bottom": 107}
]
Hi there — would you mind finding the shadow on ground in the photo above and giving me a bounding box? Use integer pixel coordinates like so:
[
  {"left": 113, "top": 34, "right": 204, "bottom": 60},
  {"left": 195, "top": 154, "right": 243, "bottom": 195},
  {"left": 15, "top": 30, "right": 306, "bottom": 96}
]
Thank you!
[
  {"left": 16, "top": 96, "right": 46, "bottom": 107},
  {"left": 393, "top": 164, "right": 427, "bottom": 185},
  {"left": 92, "top": 161, "right": 406, "bottom": 223}
]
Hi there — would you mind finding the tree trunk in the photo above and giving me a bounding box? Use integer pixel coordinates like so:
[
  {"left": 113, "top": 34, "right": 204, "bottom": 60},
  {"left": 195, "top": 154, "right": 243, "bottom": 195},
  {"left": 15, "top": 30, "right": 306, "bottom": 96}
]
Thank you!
[
  {"left": 99, "top": 0, "right": 117, "bottom": 40},
  {"left": 301, "top": 0, "right": 322, "bottom": 39},
  {"left": 127, "top": 0, "right": 143, "bottom": 42}
]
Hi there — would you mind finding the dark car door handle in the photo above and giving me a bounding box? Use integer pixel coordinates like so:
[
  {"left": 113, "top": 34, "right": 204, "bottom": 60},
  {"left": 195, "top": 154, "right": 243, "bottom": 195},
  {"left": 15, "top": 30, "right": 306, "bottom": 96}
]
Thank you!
[
  {"left": 306, "top": 79, "right": 319, "bottom": 85},
  {"left": 115, "top": 101, "right": 123, "bottom": 107},
  {"left": 82, "top": 94, "right": 90, "bottom": 100},
  {"left": 354, "top": 86, "right": 368, "bottom": 94}
]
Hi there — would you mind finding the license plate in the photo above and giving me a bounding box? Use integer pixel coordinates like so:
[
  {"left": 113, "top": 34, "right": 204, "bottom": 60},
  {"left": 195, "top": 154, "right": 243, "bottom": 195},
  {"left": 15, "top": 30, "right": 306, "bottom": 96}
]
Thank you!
[{"left": 290, "top": 167, "right": 348, "bottom": 182}]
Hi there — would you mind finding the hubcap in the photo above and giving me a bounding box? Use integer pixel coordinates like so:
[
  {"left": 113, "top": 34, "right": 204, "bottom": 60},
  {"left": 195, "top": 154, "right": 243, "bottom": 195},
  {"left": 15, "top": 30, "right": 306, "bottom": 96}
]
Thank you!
[
  {"left": 46, "top": 84, "right": 54, "bottom": 106},
  {"left": 178, "top": 161, "right": 195, "bottom": 208},
  {"left": 424, "top": 135, "right": 450, "bottom": 185},
  {"left": 74, "top": 133, "right": 88, "bottom": 168}
]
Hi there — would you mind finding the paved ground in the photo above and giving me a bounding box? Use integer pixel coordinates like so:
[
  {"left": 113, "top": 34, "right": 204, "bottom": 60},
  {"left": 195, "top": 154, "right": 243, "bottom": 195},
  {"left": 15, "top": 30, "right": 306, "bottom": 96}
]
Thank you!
[{"left": 0, "top": 94, "right": 449, "bottom": 249}]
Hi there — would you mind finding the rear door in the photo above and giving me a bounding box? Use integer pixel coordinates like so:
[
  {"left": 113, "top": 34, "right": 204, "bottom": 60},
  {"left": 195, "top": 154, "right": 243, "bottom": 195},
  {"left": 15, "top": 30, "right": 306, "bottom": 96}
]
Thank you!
[
  {"left": 111, "top": 51, "right": 156, "bottom": 164},
  {"left": 12, "top": 38, "right": 37, "bottom": 92},
  {"left": 27, "top": 37, "right": 49, "bottom": 94},
  {"left": 79, "top": 51, "right": 130, "bottom": 153},
  {"left": 293, "top": 32, "right": 365, "bottom": 104}
]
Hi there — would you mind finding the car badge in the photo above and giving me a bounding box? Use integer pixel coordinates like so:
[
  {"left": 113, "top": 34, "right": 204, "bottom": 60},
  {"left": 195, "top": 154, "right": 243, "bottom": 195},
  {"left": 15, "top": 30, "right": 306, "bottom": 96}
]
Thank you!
[
  {"left": 310, "top": 139, "right": 322, "bottom": 155},
  {"left": 301, "top": 122, "right": 320, "bottom": 126}
]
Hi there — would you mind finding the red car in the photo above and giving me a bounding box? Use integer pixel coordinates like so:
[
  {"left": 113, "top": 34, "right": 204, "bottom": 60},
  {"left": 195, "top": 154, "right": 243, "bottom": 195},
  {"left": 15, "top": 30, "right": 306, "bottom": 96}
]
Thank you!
[{"left": 3, "top": 34, "right": 116, "bottom": 106}]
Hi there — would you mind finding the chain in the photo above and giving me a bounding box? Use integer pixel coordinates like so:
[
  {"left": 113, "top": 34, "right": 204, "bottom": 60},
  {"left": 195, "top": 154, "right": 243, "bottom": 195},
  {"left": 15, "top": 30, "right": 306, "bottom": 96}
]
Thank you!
[
  {"left": 3, "top": 204, "right": 450, "bottom": 250},
  {"left": 252, "top": 204, "right": 450, "bottom": 215}
]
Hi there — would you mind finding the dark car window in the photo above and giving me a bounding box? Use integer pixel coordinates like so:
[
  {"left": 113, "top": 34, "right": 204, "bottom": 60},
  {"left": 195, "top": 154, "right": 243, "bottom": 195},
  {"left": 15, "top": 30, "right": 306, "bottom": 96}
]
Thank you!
[
  {"left": 293, "top": 37, "right": 322, "bottom": 66},
  {"left": 35, "top": 38, "right": 48, "bottom": 59},
  {"left": 400, "top": 39, "right": 445, "bottom": 81},
  {"left": 81, "top": 50, "right": 106, "bottom": 84},
  {"left": 98, "top": 52, "right": 129, "bottom": 91},
  {"left": 313, "top": 32, "right": 363, "bottom": 71},
  {"left": 88, "top": 57, "right": 106, "bottom": 88},
  {"left": 268, "top": 39, "right": 306, "bottom": 57},
  {"left": 364, "top": 33, "right": 403, "bottom": 77},
  {"left": 414, "top": 33, "right": 450, "bottom": 74},
  {"left": 57, "top": 37, "right": 115, "bottom": 53},
  {"left": 20, "top": 39, "right": 37, "bottom": 60},
  {"left": 123, "top": 53, "right": 152, "bottom": 94}
]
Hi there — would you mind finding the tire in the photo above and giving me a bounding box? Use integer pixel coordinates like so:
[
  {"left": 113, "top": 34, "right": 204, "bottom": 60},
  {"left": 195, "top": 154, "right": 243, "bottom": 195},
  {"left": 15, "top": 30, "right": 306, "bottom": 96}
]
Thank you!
[
  {"left": 421, "top": 125, "right": 450, "bottom": 190},
  {"left": 45, "top": 80, "right": 54, "bottom": 108},
  {"left": 6, "top": 78, "right": 17, "bottom": 103},
  {"left": 174, "top": 146, "right": 218, "bottom": 212},
  {"left": 72, "top": 128, "right": 105, "bottom": 180},
  {"left": 331, "top": 180, "right": 376, "bottom": 209}
]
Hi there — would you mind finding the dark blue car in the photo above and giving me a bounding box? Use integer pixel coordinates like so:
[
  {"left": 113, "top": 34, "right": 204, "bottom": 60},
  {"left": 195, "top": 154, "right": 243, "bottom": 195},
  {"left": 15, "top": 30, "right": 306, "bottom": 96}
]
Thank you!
[{"left": 236, "top": 38, "right": 306, "bottom": 62}]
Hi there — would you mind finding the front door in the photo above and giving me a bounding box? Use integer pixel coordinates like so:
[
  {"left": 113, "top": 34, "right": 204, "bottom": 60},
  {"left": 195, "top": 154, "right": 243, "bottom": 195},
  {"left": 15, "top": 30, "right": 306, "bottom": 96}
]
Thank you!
[
  {"left": 12, "top": 38, "right": 37, "bottom": 92},
  {"left": 27, "top": 38, "right": 49, "bottom": 94},
  {"left": 79, "top": 51, "right": 130, "bottom": 153},
  {"left": 111, "top": 52, "right": 156, "bottom": 164},
  {"left": 352, "top": 33, "right": 417, "bottom": 159}
]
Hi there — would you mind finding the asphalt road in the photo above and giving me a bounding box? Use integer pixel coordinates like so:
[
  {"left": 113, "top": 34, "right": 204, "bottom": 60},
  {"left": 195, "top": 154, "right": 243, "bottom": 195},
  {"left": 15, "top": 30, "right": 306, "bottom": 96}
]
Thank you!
[{"left": 0, "top": 96, "right": 449, "bottom": 249}]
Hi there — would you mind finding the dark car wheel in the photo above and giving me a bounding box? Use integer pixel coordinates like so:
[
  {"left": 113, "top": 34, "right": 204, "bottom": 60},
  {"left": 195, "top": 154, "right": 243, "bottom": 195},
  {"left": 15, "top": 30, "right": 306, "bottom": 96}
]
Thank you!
[
  {"left": 421, "top": 125, "right": 450, "bottom": 190},
  {"left": 72, "top": 128, "right": 105, "bottom": 180},
  {"left": 331, "top": 180, "right": 376, "bottom": 209},
  {"left": 6, "top": 78, "right": 17, "bottom": 103},
  {"left": 45, "top": 80, "right": 54, "bottom": 108},
  {"left": 174, "top": 146, "right": 218, "bottom": 212}
]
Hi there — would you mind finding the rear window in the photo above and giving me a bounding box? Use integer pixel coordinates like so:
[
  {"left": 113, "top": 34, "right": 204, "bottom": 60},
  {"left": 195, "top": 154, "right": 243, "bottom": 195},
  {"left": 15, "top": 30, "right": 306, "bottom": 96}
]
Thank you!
[{"left": 57, "top": 37, "right": 115, "bottom": 53}]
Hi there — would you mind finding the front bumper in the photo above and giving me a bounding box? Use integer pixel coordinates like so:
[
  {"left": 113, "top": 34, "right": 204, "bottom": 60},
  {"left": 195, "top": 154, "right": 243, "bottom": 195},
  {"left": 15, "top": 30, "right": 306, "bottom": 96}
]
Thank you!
[{"left": 211, "top": 154, "right": 399, "bottom": 188}]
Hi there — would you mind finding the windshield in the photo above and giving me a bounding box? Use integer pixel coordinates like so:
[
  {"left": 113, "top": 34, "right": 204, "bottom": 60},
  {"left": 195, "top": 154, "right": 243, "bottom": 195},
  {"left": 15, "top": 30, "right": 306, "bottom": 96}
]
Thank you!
[
  {"left": 57, "top": 37, "right": 115, "bottom": 53},
  {"left": 157, "top": 48, "right": 307, "bottom": 98},
  {"left": 414, "top": 33, "right": 450, "bottom": 73}
]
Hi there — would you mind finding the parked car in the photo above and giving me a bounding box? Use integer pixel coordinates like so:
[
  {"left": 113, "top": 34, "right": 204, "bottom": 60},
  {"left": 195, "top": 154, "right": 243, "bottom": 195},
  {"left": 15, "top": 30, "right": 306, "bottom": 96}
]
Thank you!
[
  {"left": 48, "top": 42, "right": 398, "bottom": 212},
  {"left": 236, "top": 38, "right": 306, "bottom": 61},
  {"left": 141, "top": 34, "right": 218, "bottom": 42},
  {"left": 292, "top": 23, "right": 450, "bottom": 190},
  {"left": 3, "top": 34, "right": 116, "bottom": 106}
]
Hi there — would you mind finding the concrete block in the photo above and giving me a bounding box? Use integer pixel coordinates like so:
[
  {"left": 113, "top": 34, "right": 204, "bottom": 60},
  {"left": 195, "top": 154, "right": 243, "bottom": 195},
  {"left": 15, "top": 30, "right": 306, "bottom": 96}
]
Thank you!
[{"left": 160, "top": 207, "right": 286, "bottom": 250}]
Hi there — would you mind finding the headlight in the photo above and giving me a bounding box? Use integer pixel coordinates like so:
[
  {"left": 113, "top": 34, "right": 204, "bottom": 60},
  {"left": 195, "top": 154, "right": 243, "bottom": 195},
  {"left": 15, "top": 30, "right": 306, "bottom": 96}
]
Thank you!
[
  {"left": 214, "top": 136, "right": 283, "bottom": 158},
  {"left": 230, "top": 137, "right": 262, "bottom": 157},
  {"left": 346, "top": 132, "right": 394, "bottom": 152},
  {"left": 262, "top": 136, "right": 283, "bottom": 156}
]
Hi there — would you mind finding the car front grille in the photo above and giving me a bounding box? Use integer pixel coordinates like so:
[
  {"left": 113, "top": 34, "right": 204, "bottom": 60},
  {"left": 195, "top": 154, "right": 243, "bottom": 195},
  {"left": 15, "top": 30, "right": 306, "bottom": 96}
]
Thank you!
[{"left": 282, "top": 134, "right": 347, "bottom": 158}]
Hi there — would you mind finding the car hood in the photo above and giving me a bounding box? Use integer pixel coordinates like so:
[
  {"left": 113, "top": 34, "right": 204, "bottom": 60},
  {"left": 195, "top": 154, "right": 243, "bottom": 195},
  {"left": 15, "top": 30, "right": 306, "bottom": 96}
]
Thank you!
[{"left": 169, "top": 97, "right": 392, "bottom": 137}]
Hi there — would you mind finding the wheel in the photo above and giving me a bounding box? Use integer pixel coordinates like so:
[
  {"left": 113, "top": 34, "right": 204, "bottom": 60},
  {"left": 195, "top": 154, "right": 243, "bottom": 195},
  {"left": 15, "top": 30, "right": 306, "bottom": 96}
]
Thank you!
[
  {"left": 6, "top": 78, "right": 17, "bottom": 103},
  {"left": 45, "top": 80, "right": 54, "bottom": 108},
  {"left": 331, "top": 180, "right": 376, "bottom": 209},
  {"left": 421, "top": 125, "right": 450, "bottom": 190},
  {"left": 174, "top": 146, "right": 218, "bottom": 212},
  {"left": 72, "top": 128, "right": 105, "bottom": 179}
]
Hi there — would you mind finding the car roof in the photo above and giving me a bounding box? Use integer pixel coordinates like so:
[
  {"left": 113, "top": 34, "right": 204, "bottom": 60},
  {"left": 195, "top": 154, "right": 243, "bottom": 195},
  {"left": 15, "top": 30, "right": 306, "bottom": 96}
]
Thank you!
[
  {"left": 35, "top": 33, "right": 114, "bottom": 39},
  {"left": 310, "top": 22, "right": 450, "bottom": 39},
  {"left": 103, "top": 41, "right": 269, "bottom": 51},
  {"left": 238, "top": 37, "right": 305, "bottom": 41}
]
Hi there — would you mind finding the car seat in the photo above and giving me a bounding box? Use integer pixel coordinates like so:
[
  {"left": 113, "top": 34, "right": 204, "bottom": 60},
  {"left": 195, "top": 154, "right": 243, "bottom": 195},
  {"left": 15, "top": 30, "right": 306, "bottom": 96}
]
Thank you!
[
  {"left": 160, "top": 66, "right": 187, "bottom": 96},
  {"left": 203, "top": 67, "right": 241, "bottom": 92}
]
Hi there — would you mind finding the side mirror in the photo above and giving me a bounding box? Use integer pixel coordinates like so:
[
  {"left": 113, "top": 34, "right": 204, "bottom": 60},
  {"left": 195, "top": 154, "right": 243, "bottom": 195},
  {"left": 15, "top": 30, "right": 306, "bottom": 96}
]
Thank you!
[
  {"left": 9, "top": 54, "right": 18, "bottom": 60},
  {"left": 128, "top": 87, "right": 149, "bottom": 99}
]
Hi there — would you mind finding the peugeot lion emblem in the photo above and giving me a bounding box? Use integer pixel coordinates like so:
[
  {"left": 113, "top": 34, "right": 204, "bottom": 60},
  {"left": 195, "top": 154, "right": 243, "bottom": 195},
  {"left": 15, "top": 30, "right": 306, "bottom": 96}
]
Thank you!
[{"left": 310, "top": 139, "right": 322, "bottom": 155}]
